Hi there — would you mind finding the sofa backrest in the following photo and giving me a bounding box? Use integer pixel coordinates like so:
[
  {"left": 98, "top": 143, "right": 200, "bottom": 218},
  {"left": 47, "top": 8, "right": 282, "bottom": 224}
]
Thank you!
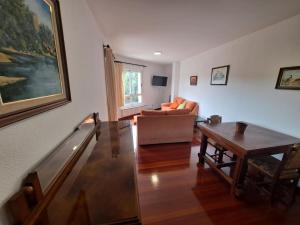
[
  {"left": 141, "top": 109, "right": 191, "bottom": 116},
  {"left": 141, "top": 110, "right": 166, "bottom": 116},
  {"left": 137, "top": 114, "right": 196, "bottom": 145},
  {"left": 165, "top": 109, "right": 190, "bottom": 115}
]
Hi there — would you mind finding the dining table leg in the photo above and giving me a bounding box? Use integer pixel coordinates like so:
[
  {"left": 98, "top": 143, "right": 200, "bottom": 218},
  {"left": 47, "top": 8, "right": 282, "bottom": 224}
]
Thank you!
[
  {"left": 198, "top": 134, "right": 208, "bottom": 164},
  {"left": 231, "top": 156, "right": 248, "bottom": 196}
]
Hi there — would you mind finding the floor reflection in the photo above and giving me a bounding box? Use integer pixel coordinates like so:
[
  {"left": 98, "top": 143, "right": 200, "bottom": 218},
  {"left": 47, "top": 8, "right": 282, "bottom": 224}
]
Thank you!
[
  {"left": 66, "top": 191, "right": 91, "bottom": 225},
  {"left": 137, "top": 142, "right": 192, "bottom": 172}
]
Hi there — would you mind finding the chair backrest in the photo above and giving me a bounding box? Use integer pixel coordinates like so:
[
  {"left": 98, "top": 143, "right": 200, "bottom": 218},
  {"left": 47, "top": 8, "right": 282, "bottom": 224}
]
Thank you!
[
  {"left": 284, "top": 145, "right": 300, "bottom": 170},
  {"left": 207, "top": 115, "right": 222, "bottom": 125}
]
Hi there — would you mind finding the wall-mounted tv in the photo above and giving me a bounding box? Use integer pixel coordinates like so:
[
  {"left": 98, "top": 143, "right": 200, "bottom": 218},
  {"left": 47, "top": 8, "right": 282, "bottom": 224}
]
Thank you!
[{"left": 152, "top": 76, "right": 168, "bottom": 86}]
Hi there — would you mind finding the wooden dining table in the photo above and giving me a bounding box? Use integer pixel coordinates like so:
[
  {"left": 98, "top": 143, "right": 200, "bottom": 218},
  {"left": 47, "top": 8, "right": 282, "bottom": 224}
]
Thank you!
[{"left": 198, "top": 122, "right": 300, "bottom": 196}]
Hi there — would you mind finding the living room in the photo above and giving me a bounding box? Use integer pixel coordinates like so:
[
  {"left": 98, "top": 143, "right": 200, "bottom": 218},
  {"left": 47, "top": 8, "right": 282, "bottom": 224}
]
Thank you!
[{"left": 0, "top": 1, "right": 300, "bottom": 225}]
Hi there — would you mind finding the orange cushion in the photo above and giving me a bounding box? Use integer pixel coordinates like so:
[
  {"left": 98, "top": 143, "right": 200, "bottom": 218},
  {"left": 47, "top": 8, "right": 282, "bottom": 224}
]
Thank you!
[
  {"left": 170, "top": 102, "right": 178, "bottom": 109},
  {"left": 166, "top": 109, "right": 190, "bottom": 115},
  {"left": 141, "top": 110, "right": 166, "bottom": 116},
  {"left": 185, "top": 101, "right": 196, "bottom": 111},
  {"left": 174, "top": 97, "right": 185, "bottom": 104}
]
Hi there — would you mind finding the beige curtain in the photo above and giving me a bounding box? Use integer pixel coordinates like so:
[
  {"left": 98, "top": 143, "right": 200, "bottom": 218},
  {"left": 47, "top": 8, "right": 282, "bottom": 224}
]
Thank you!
[
  {"left": 103, "top": 47, "right": 124, "bottom": 121},
  {"left": 104, "top": 47, "right": 118, "bottom": 121},
  {"left": 114, "top": 62, "right": 124, "bottom": 108}
]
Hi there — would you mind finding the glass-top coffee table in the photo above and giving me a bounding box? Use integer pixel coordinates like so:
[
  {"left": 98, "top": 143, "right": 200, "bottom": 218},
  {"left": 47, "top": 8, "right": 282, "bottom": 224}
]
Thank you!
[{"left": 195, "top": 116, "right": 207, "bottom": 126}]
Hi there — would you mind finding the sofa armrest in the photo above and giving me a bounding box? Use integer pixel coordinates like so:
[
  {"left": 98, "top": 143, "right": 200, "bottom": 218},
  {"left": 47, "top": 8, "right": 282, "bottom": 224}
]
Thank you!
[{"left": 191, "top": 104, "right": 199, "bottom": 116}]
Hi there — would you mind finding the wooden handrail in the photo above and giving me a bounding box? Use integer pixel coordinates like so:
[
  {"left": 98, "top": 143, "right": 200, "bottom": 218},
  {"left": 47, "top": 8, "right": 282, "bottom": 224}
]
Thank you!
[{"left": 7, "top": 113, "right": 101, "bottom": 225}]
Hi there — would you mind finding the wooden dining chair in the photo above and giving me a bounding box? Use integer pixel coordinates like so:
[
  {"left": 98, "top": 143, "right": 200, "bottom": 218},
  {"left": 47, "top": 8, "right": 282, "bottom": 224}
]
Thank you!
[
  {"left": 247, "top": 144, "right": 300, "bottom": 206},
  {"left": 207, "top": 115, "right": 226, "bottom": 163},
  {"left": 207, "top": 115, "right": 222, "bottom": 126}
]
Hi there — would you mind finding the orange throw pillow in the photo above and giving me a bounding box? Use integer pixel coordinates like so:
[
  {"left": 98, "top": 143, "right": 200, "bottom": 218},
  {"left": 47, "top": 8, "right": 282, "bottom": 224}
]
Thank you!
[
  {"left": 185, "top": 101, "right": 196, "bottom": 111},
  {"left": 170, "top": 102, "right": 178, "bottom": 109},
  {"left": 175, "top": 97, "right": 185, "bottom": 104}
]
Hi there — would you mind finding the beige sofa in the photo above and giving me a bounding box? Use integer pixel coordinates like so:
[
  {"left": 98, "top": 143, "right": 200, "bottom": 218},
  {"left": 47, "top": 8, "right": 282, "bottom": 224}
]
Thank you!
[{"left": 137, "top": 109, "right": 195, "bottom": 145}]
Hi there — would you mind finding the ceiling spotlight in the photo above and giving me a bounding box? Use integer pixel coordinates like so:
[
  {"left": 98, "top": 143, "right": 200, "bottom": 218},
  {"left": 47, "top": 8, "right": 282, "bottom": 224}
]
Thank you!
[{"left": 154, "top": 51, "right": 162, "bottom": 56}]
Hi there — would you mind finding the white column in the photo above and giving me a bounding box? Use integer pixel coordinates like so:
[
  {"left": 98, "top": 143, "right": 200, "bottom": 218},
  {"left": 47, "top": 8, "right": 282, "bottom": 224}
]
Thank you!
[{"left": 171, "top": 61, "right": 180, "bottom": 100}]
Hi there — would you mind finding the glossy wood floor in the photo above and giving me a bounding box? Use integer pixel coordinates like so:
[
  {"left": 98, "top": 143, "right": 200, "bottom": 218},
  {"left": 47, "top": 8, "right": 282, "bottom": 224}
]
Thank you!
[{"left": 134, "top": 128, "right": 300, "bottom": 225}]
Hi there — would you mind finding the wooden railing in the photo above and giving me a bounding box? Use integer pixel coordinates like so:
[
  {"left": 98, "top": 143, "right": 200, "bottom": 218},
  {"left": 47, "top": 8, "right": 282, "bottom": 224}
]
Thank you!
[{"left": 6, "top": 113, "right": 100, "bottom": 225}]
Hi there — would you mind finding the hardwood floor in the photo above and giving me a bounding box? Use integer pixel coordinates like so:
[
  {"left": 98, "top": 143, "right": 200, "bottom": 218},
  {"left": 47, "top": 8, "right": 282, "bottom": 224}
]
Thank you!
[{"left": 135, "top": 128, "right": 300, "bottom": 225}]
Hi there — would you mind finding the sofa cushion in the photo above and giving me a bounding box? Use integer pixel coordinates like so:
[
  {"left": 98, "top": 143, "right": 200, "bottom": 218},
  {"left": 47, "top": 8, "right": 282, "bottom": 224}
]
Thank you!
[
  {"left": 185, "top": 101, "right": 196, "bottom": 111},
  {"left": 141, "top": 110, "right": 166, "bottom": 116},
  {"left": 177, "top": 102, "right": 186, "bottom": 109},
  {"left": 166, "top": 109, "right": 190, "bottom": 115},
  {"left": 170, "top": 102, "right": 178, "bottom": 109},
  {"left": 174, "top": 96, "right": 185, "bottom": 104}
]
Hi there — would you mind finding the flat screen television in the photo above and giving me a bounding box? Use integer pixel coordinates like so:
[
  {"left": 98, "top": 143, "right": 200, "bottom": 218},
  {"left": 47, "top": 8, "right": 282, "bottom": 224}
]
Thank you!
[{"left": 152, "top": 76, "right": 168, "bottom": 86}]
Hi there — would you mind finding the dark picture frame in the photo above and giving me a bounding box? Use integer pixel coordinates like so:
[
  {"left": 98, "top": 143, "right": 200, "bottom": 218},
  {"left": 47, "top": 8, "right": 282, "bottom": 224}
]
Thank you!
[
  {"left": 211, "top": 65, "right": 230, "bottom": 85},
  {"left": 275, "top": 66, "right": 300, "bottom": 90},
  {"left": 0, "top": 0, "right": 71, "bottom": 128},
  {"left": 190, "top": 76, "right": 198, "bottom": 86}
]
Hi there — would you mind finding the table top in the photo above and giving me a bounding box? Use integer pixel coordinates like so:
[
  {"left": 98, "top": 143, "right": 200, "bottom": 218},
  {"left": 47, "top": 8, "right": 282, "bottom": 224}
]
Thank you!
[
  {"left": 39, "top": 121, "right": 140, "bottom": 225},
  {"left": 195, "top": 116, "right": 207, "bottom": 123},
  {"left": 199, "top": 122, "right": 300, "bottom": 156}
]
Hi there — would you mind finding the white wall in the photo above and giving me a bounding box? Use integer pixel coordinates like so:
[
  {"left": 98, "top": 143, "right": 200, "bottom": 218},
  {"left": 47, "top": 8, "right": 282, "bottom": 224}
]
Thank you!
[
  {"left": 116, "top": 55, "right": 172, "bottom": 109},
  {"left": 0, "top": 0, "right": 108, "bottom": 224},
  {"left": 178, "top": 14, "right": 300, "bottom": 137}
]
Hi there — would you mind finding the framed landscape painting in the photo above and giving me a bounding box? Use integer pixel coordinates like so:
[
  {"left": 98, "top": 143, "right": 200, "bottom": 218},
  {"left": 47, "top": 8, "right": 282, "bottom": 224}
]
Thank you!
[
  {"left": 211, "top": 65, "right": 230, "bottom": 85},
  {"left": 0, "top": 0, "right": 71, "bottom": 128},
  {"left": 275, "top": 66, "right": 300, "bottom": 90}
]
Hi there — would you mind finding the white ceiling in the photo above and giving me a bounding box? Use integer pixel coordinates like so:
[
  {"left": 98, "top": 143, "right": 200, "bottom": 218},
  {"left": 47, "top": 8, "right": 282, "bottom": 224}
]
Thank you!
[{"left": 87, "top": 0, "right": 300, "bottom": 64}]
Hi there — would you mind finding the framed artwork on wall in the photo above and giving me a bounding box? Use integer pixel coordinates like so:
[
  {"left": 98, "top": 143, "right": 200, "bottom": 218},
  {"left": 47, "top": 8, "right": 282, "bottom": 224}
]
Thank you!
[
  {"left": 190, "top": 76, "right": 198, "bottom": 86},
  {"left": 211, "top": 65, "right": 230, "bottom": 85},
  {"left": 275, "top": 66, "right": 300, "bottom": 90},
  {"left": 0, "top": 0, "right": 71, "bottom": 128}
]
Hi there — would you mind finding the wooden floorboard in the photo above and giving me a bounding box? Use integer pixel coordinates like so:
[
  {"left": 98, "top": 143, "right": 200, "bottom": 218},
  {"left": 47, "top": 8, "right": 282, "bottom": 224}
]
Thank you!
[{"left": 135, "top": 128, "right": 300, "bottom": 225}]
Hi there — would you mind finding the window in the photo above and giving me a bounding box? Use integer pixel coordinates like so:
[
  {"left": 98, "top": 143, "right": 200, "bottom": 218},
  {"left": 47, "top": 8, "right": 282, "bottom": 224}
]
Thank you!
[{"left": 122, "top": 70, "right": 142, "bottom": 106}]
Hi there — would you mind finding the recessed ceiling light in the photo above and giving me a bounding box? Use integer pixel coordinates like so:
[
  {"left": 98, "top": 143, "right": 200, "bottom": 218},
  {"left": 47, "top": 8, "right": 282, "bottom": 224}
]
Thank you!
[{"left": 154, "top": 51, "right": 162, "bottom": 56}]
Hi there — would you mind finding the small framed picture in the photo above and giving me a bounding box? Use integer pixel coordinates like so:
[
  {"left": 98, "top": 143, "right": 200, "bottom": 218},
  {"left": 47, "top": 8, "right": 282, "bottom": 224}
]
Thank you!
[
  {"left": 275, "top": 66, "right": 300, "bottom": 90},
  {"left": 190, "top": 76, "right": 198, "bottom": 86},
  {"left": 211, "top": 65, "right": 230, "bottom": 85}
]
